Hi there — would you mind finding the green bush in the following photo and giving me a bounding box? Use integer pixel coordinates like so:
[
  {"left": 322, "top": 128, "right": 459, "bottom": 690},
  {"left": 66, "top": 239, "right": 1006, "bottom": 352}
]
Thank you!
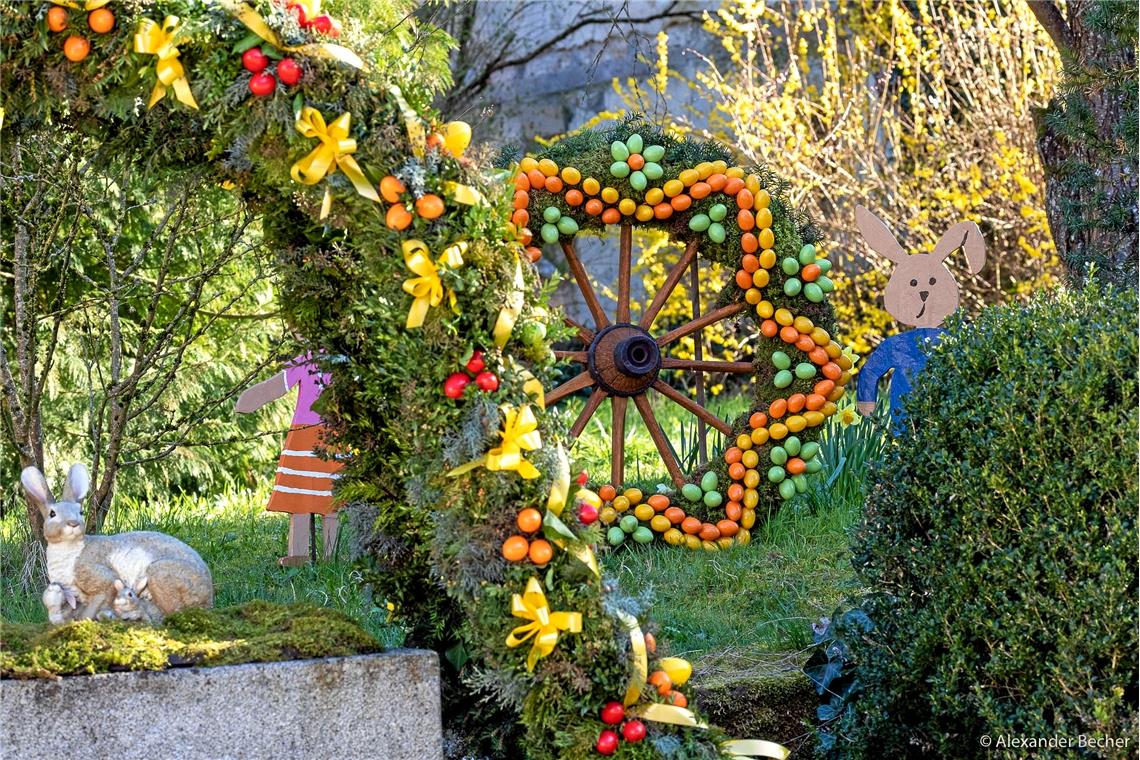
[{"left": 835, "top": 285, "right": 1138, "bottom": 758}]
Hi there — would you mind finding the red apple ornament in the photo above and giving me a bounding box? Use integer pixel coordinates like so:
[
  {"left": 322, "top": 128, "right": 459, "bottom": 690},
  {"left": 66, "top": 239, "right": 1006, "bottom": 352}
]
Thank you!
[
  {"left": 277, "top": 58, "right": 302, "bottom": 86},
  {"left": 443, "top": 372, "right": 470, "bottom": 399},
  {"left": 599, "top": 702, "right": 625, "bottom": 725},
  {"left": 595, "top": 730, "right": 619, "bottom": 756},
  {"left": 465, "top": 349, "right": 485, "bottom": 374},
  {"left": 576, "top": 470, "right": 589, "bottom": 486},
  {"left": 241, "top": 47, "right": 269, "bottom": 73},
  {"left": 309, "top": 14, "right": 333, "bottom": 34},
  {"left": 248, "top": 72, "right": 276, "bottom": 97},
  {"left": 621, "top": 720, "right": 646, "bottom": 743},
  {"left": 578, "top": 503, "right": 598, "bottom": 525},
  {"left": 475, "top": 371, "right": 499, "bottom": 392}
]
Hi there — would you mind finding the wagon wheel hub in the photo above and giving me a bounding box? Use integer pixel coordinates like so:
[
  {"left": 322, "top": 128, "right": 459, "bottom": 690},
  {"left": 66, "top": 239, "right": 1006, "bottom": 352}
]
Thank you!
[{"left": 589, "top": 324, "right": 661, "bottom": 397}]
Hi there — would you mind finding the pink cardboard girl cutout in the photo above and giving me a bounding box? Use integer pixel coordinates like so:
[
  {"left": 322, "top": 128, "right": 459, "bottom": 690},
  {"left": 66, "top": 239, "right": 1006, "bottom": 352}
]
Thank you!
[{"left": 236, "top": 354, "right": 343, "bottom": 566}]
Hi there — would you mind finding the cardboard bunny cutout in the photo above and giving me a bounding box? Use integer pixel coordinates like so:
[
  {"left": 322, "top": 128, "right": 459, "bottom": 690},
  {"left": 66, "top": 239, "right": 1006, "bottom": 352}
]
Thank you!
[
  {"left": 236, "top": 353, "right": 343, "bottom": 566},
  {"left": 854, "top": 207, "right": 986, "bottom": 431}
]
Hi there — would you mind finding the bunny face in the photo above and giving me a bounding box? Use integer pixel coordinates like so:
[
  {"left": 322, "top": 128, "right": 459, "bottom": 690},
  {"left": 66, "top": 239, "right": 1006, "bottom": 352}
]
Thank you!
[
  {"left": 21, "top": 464, "right": 89, "bottom": 544},
  {"left": 883, "top": 256, "right": 959, "bottom": 328}
]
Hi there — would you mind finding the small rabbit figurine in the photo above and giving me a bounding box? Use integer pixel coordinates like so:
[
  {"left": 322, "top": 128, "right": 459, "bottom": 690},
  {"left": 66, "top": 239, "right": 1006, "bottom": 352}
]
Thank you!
[
  {"left": 853, "top": 207, "right": 986, "bottom": 431},
  {"left": 112, "top": 577, "right": 164, "bottom": 624},
  {"left": 21, "top": 463, "right": 214, "bottom": 622}
]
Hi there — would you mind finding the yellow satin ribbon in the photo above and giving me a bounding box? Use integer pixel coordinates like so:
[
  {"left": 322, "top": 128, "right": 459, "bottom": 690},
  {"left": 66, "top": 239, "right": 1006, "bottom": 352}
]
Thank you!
[
  {"left": 443, "top": 181, "right": 485, "bottom": 206},
  {"left": 51, "top": 0, "right": 110, "bottom": 9},
  {"left": 400, "top": 240, "right": 465, "bottom": 329},
  {"left": 723, "top": 739, "right": 791, "bottom": 759},
  {"left": 291, "top": 106, "right": 380, "bottom": 219},
  {"left": 389, "top": 85, "right": 426, "bottom": 158},
  {"left": 505, "top": 577, "right": 581, "bottom": 672},
  {"left": 133, "top": 17, "right": 198, "bottom": 110},
  {"left": 545, "top": 443, "right": 569, "bottom": 515},
  {"left": 218, "top": 0, "right": 365, "bottom": 70},
  {"left": 616, "top": 609, "right": 649, "bottom": 706},
  {"left": 493, "top": 254, "right": 526, "bottom": 348},
  {"left": 448, "top": 403, "right": 542, "bottom": 480}
]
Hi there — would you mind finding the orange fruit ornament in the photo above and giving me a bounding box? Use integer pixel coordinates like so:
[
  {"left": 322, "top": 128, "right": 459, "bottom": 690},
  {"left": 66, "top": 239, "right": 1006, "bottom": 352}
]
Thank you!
[
  {"left": 47, "top": 7, "right": 69, "bottom": 32},
  {"left": 62, "top": 35, "right": 89, "bottom": 62},
  {"left": 415, "top": 194, "right": 445, "bottom": 219},
  {"left": 516, "top": 508, "right": 543, "bottom": 533},
  {"left": 379, "top": 175, "right": 406, "bottom": 203},
  {"left": 385, "top": 204, "right": 413, "bottom": 230},
  {"left": 648, "top": 670, "right": 673, "bottom": 695},
  {"left": 643, "top": 632, "right": 657, "bottom": 654},
  {"left": 528, "top": 539, "right": 553, "bottom": 565},
  {"left": 87, "top": 8, "right": 114, "bottom": 33},
  {"left": 502, "top": 535, "right": 529, "bottom": 562}
]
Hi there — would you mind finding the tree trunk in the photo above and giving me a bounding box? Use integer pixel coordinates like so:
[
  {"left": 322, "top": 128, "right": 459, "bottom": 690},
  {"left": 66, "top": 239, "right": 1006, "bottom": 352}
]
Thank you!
[{"left": 1029, "top": 0, "right": 1138, "bottom": 288}]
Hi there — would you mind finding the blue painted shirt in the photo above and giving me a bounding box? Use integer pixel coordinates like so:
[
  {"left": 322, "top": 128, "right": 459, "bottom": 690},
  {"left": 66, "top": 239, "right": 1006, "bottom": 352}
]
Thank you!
[{"left": 856, "top": 328, "right": 944, "bottom": 432}]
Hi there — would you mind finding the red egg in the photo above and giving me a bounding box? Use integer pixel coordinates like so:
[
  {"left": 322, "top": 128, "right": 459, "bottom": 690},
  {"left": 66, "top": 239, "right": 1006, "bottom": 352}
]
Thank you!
[
  {"left": 241, "top": 47, "right": 268, "bottom": 73},
  {"left": 595, "top": 730, "right": 619, "bottom": 755},
  {"left": 621, "top": 720, "right": 646, "bottom": 743},
  {"left": 443, "top": 372, "right": 470, "bottom": 399},
  {"left": 599, "top": 701, "right": 625, "bottom": 725},
  {"left": 277, "top": 58, "right": 302, "bottom": 86},
  {"left": 578, "top": 503, "right": 598, "bottom": 525},
  {"left": 475, "top": 371, "right": 499, "bottom": 392},
  {"left": 248, "top": 72, "right": 276, "bottom": 97}
]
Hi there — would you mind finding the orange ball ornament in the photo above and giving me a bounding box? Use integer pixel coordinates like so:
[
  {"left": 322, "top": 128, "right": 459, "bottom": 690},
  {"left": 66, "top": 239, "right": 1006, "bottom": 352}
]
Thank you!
[
  {"left": 47, "top": 7, "right": 69, "bottom": 32},
  {"left": 62, "top": 35, "right": 90, "bottom": 62},
  {"left": 516, "top": 507, "right": 543, "bottom": 533},
  {"left": 87, "top": 8, "right": 114, "bottom": 33},
  {"left": 502, "top": 535, "right": 529, "bottom": 562},
  {"left": 648, "top": 670, "right": 673, "bottom": 695},
  {"left": 415, "top": 194, "right": 445, "bottom": 219},
  {"left": 527, "top": 539, "right": 553, "bottom": 565}
]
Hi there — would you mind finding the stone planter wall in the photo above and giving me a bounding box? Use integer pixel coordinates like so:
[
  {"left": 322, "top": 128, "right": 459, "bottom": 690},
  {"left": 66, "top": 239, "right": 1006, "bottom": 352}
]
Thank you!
[{"left": 0, "top": 650, "right": 440, "bottom": 760}]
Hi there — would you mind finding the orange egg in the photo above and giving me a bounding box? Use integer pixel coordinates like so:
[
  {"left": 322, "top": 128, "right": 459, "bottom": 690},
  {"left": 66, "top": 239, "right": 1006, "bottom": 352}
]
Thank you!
[
  {"left": 780, "top": 326, "right": 800, "bottom": 344},
  {"left": 648, "top": 495, "right": 670, "bottom": 512},
  {"left": 415, "top": 194, "right": 445, "bottom": 219},
  {"left": 822, "top": 362, "right": 842, "bottom": 381},
  {"left": 728, "top": 462, "right": 746, "bottom": 480},
  {"left": 724, "top": 177, "right": 745, "bottom": 195},
  {"left": 511, "top": 209, "right": 529, "bottom": 227},
  {"left": 814, "top": 379, "right": 836, "bottom": 397},
  {"left": 584, "top": 198, "right": 604, "bottom": 216},
  {"left": 87, "top": 7, "right": 114, "bottom": 33},
  {"left": 749, "top": 412, "right": 768, "bottom": 429},
  {"left": 689, "top": 181, "right": 711, "bottom": 199},
  {"left": 681, "top": 517, "right": 702, "bottom": 535},
  {"left": 787, "top": 394, "right": 806, "bottom": 413},
  {"left": 502, "top": 535, "right": 529, "bottom": 562},
  {"left": 565, "top": 189, "right": 584, "bottom": 207},
  {"left": 513, "top": 173, "right": 530, "bottom": 191},
  {"left": 795, "top": 335, "right": 816, "bottom": 353},
  {"left": 698, "top": 523, "right": 721, "bottom": 541},
  {"left": 741, "top": 233, "right": 758, "bottom": 253},
  {"left": 644, "top": 632, "right": 657, "bottom": 654},
  {"left": 737, "top": 209, "right": 755, "bottom": 231},
  {"left": 47, "top": 6, "right": 68, "bottom": 32},
  {"left": 526, "top": 169, "right": 546, "bottom": 190},
  {"left": 664, "top": 507, "right": 686, "bottom": 525},
  {"left": 525, "top": 246, "right": 542, "bottom": 263},
  {"left": 786, "top": 458, "right": 806, "bottom": 475},
  {"left": 809, "top": 347, "right": 830, "bottom": 365},
  {"left": 670, "top": 194, "right": 692, "bottom": 211},
  {"left": 724, "top": 502, "right": 742, "bottom": 521},
  {"left": 769, "top": 399, "right": 788, "bottom": 418},
  {"left": 802, "top": 263, "right": 821, "bottom": 282},
  {"left": 601, "top": 208, "right": 621, "bottom": 225},
  {"left": 667, "top": 690, "right": 688, "bottom": 708},
  {"left": 653, "top": 202, "right": 673, "bottom": 220},
  {"left": 544, "top": 176, "right": 563, "bottom": 193},
  {"left": 62, "top": 35, "right": 89, "bottom": 62},
  {"left": 599, "top": 484, "right": 617, "bottom": 502},
  {"left": 736, "top": 188, "right": 754, "bottom": 210},
  {"left": 648, "top": 670, "right": 673, "bottom": 695},
  {"left": 528, "top": 539, "right": 553, "bottom": 565},
  {"left": 805, "top": 394, "right": 827, "bottom": 411},
  {"left": 627, "top": 153, "right": 645, "bottom": 170},
  {"left": 717, "top": 520, "right": 740, "bottom": 537},
  {"left": 706, "top": 173, "right": 727, "bottom": 191},
  {"left": 516, "top": 508, "right": 543, "bottom": 533},
  {"left": 735, "top": 270, "right": 753, "bottom": 289},
  {"left": 727, "top": 483, "right": 744, "bottom": 502},
  {"left": 724, "top": 447, "right": 743, "bottom": 464},
  {"left": 385, "top": 203, "right": 412, "bottom": 230},
  {"left": 761, "top": 320, "right": 778, "bottom": 338}
]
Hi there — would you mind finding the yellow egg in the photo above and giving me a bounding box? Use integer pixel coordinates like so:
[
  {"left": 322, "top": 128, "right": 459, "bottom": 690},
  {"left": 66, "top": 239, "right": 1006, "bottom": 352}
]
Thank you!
[
  {"left": 651, "top": 515, "right": 671, "bottom": 532},
  {"left": 663, "top": 179, "right": 684, "bottom": 197},
  {"left": 736, "top": 433, "right": 753, "bottom": 450},
  {"left": 804, "top": 411, "right": 825, "bottom": 427},
  {"left": 744, "top": 468, "right": 760, "bottom": 489},
  {"left": 825, "top": 342, "right": 843, "bottom": 359},
  {"left": 519, "top": 157, "right": 538, "bottom": 172},
  {"left": 726, "top": 166, "right": 745, "bottom": 178},
  {"left": 619, "top": 198, "right": 637, "bottom": 215},
  {"left": 741, "top": 509, "right": 756, "bottom": 529},
  {"left": 759, "top": 229, "right": 775, "bottom": 249},
  {"left": 775, "top": 308, "right": 794, "bottom": 326},
  {"left": 741, "top": 450, "right": 759, "bottom": 468},
  {"left": 582, "top": 177, "right": 601, "bottom": 195},
  {"left": 751, "top": 428, "right": 770, "bottom": 446},
  {"left": 822, "top": 402, "right": 838, "bottom": 416},
  {"left": 612, "top": 495, "right": 630, "bottom": 512},
  {"left": 443, "top": 121, "right": 472, "bottom": 156},
  {"left": 634, "top": 503, "right": 655, "bottom": 522},
  {"left": 757, "top": 300, "right": 775, "bottom": 318},
  {"left": 770, "top": 423, "right": 788, "bottom": 440},
  {"left": 600, "top": 506, "right": 618, "bottom": 524},
  {"left": 710, "top": 160, "right": 728, "bottom": 174},
  {"left": 537, "top": 158, "right": 558, "bottom": 177},
  {"left": 745, "top": 174, "right": 762, "bottom": 194},
  {"left": 664, "top": 528, "right": 684, "bottom": 545},
  {"left": 753, "top": 270, "right": 769, "bottom": 288},
  {"left": 745, "top": 288, "right": 762, "bottom": 305},
  {"left": 645, "top": 187, "right": 665, "bottom": 205},
  {"left": 811, "top": 328, "right": 830, "bottom": 346},
  {"left": 758, "top": 250, "right": 777, "bottom": 269},
  {"left": 743, "top": 488, "right": 759, "bottom": 509},
  {"left": 636, "top": 204, "right": 655, "bottom": 221},
  {"left": 695, "top": 162, "right": 714, "bottom": 179},
  {"left": 756, "top": 207, "right": 773, "bottom": 229},
  {"left": 837, "top": 354, "right": 854, "bottom": 371},
  {"left": 623, "top": 488, "right": 643, "bottom": 505},
  {"left": 717, "top": 537, "right": 735, "bottom": 550},
  {"left": 736, "top": 528, "right": 751, "bottom": 545},
  {"left": 755, "top": 189, "right": 771, "bottom": 209},
  {"left": 601, "top": 187, "right": 619, "bottom": 204},
  {"left": 684, "top": 534, "right": 702, "bottom": 550},
  {"left": 678, "top": 169, "right": 700, "bottom": 186},
  {"left": 793, "top": 316, "right": 814, "bottom": 333},
  {"left": 561, "top": 166, "right": 581, "bottom": 185},
  {"left": 786, "top": 415, "right": 807, "bottom": 433},
  {"left": 575, "top": 488, "right": 602, "bottom": 509},
  {"left": 701, "top": 540, "right": 719, "bottom": 552}
]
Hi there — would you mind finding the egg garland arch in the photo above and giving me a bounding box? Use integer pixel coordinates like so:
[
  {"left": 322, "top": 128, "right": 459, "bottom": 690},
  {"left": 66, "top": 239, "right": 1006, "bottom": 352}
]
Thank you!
[{"left": 516, "top": 125, "right": 854, "bottom": 551}]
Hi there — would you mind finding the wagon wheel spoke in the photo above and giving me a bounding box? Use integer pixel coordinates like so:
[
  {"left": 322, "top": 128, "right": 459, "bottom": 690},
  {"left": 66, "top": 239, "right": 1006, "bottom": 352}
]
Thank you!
[
  {"left": 545, "top": 370, "right": 595, "bottom": 405},
  {"left": 640, "top": 239, "right": 699, "bottom": 329},
  {"left": 651, "top": 380, "right": 734, "bottom": 436},
  {"left": 611, "top": 396, "right": 627, "bottom": 486},
  {"left": 554, "top": 350, "right": 588, "bottom": 363},
  {"left": 563, "top": 315, "right": 595, "bottom": 344},
  {"left": 656, "top": 301, "right": 750, "bottom": 346},
  {"left": 632, "top": 394, "right": 686, "bottom": 488},
  {"left": 561, "top": 240, "right": 611, "bottom": 329},
  {"left": 661, "top": 358, "right": 754, "bottom": 373},
  {"left": 617, "top": 224, "right": 632, "bottom": 323},
  {"left": 569, "top": 387, "right": 608, "bottom": 438},
  {"left": 688, "top": 257, "right": 708, "bottom": 465}
]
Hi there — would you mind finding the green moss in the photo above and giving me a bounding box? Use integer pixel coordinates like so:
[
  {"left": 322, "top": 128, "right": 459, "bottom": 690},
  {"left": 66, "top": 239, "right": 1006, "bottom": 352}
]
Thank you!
[
  {"left": 692, "top": 667, "right": 816, "bottom": 748},
  {"left": 1, "top": 601, "right": 381, "bottom": 679}
]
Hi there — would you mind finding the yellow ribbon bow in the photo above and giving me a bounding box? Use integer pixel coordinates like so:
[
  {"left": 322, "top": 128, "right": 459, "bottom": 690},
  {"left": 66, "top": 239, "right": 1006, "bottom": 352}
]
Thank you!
[
  {"left": 291, "top": 106, "right": 380, "bottom": 219},
  {"left": 52, "top": 0, "right": 109, "bottom": 8},
  {"left": 448, "top": 403, "right": 543, "bottom": 480},
  {"left": 505, "top": 577, "right": 581, "bottom": 672},
  {"left": 401, "top": 240, "right": 465, "bottom": 329},
  {"left": 133, "top": 16, "right": 198, "bottom": 110},
  {"left": 219, "top": 0, "right": 364, "bottom": 70},
  {"left": 493, "top": 253, "right": 526, "bottom": 348}
]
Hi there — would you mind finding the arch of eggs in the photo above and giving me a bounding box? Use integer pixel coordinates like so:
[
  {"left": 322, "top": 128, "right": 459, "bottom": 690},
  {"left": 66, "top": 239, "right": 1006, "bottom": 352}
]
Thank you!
[{"left": 513, "top": 132, "right": 855, "bottom": 551}]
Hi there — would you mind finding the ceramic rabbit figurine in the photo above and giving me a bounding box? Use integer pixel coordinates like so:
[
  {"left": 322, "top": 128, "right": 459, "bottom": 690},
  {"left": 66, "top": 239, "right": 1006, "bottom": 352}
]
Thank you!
[
  {"left": 112, "top": 577, "right": 164, "bottom": 624},
  {"left": 22, "top": 463, "right": 214, "bottom": 622},
  {"left": 853, "top": 207, "right": 986, "bottom": 431}
]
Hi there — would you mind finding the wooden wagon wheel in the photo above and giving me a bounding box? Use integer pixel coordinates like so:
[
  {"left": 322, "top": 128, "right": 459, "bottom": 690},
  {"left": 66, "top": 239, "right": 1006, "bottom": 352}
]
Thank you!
[{"left": 546, "top": 224, "right": 750, "bottom": 489}]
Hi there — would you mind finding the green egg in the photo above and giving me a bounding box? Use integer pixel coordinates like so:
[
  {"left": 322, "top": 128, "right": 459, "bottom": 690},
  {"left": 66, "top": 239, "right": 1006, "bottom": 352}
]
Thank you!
[
  {"left": 701, "top": 471, "right": 719, "bottom": 492},
  {"left": 784, "top": 278, "right": 802, "bottom": 296},
  {"left": 633, "top": 526, "right": 654, "bottom": 544},
  {"left": 607, "top": 526, "right": 626, "bottom": 546},
  {"left": 770, "top": 446, "right": 788, "bottom": 465},
  {"left": 798, "top": 245, "right": 817, "bottom": 266},
  {"left": 611, "top": 141, "right": 630, "bottom": 161},
  {"left": 540, "top": 224, "right": 560, "bottom": 244},
  {"left": 782, "top": 257, "right": 800, "bottom": 275},
  {"left": 620, "top": 515, "right": 639, "bottom": 534},
  {"left": 629, "top": 171, "right": 647, "bottom": 191},
  {"left": 557, "top": 216, "right": 579, "bottom": 235},
  {"left": 784, "top": 436, "right": 801, "bottom": 456},
  {"left": 768, "top": 466, "right": 786, "bottom": 483},
  {"left": 795, "top": 362, "right": 817, "bottom": 379},
  {"left": 779, "top": 480, "right": 796, "bottom": 500},
  {"left": 643, "top": 145, "right": 665, "bottom": 162},
  {"left": 626, "top": 133, "right": 644, "bottom": 154},
  {"left": 817, "top": 259, "right": 832, "bottom": 273},
  {"left": 707, "top": 223, "right": 726, "bottom": 243},
  {"left": 708, "top": 203, "right": 728, "bottom": 222},
  {"left": 771, "top": 351, "right": 791, "bottom": 370},
  {"left": 773, "top": 369, "right": 794, "bottom": 388},
  {"left": 643, "top": 162, "right": 663, "bottom": 180},
  {"left": 804, "top": 459, "right": 823, "bottom": 474},
  {"left": 543, "top": 206, "right": 561, "bottom": 223},
  {"left": 792, "top": 474, "right": 808, "bottom": 493},
  {"left": 703, "top": 490, "right": 723, "bottom": 508},
  {"left": 804, "top": 283, "right": 825, "bottom": 303},
  {"left": 801, "top": 442, "right": 820, "bottom": 460},
  {"left": 689, "top": 214, "right": 711, "bottom": 232},
  {"left": 610, "top": 161, "right": 631, "bottom": 179},
  {"left": 682, "top": 483, "right": 703, "bottom": 502},
  {"left": 817, "top": 275, "right": 834, "bottom": 293}
]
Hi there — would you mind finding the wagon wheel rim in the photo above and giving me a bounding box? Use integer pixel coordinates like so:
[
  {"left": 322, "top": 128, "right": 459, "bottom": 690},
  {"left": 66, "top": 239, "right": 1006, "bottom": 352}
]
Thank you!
[{"left": 547, "top": 223, "right": 750, "bottom": 489}]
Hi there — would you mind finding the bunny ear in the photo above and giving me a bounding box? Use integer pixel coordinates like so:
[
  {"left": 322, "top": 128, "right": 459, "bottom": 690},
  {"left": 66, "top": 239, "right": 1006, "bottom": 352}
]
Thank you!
[
  {"left": 854, "top": 206, "right": 907, "bottom": 265},
  {"left": 114, "top": 579, "right": 125, "bottom": 591},
  {"left": 933, "top": 221, "right": 987, "bottom": 274},
  {"left": 62, "top": 463, "right": 90, "bottom": 503},
  {"left": 20, "top": 467, "right": 53, "bottom": 514},
  {"left": 136, "top": 577, "right": 149, "bottom": 593}
]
